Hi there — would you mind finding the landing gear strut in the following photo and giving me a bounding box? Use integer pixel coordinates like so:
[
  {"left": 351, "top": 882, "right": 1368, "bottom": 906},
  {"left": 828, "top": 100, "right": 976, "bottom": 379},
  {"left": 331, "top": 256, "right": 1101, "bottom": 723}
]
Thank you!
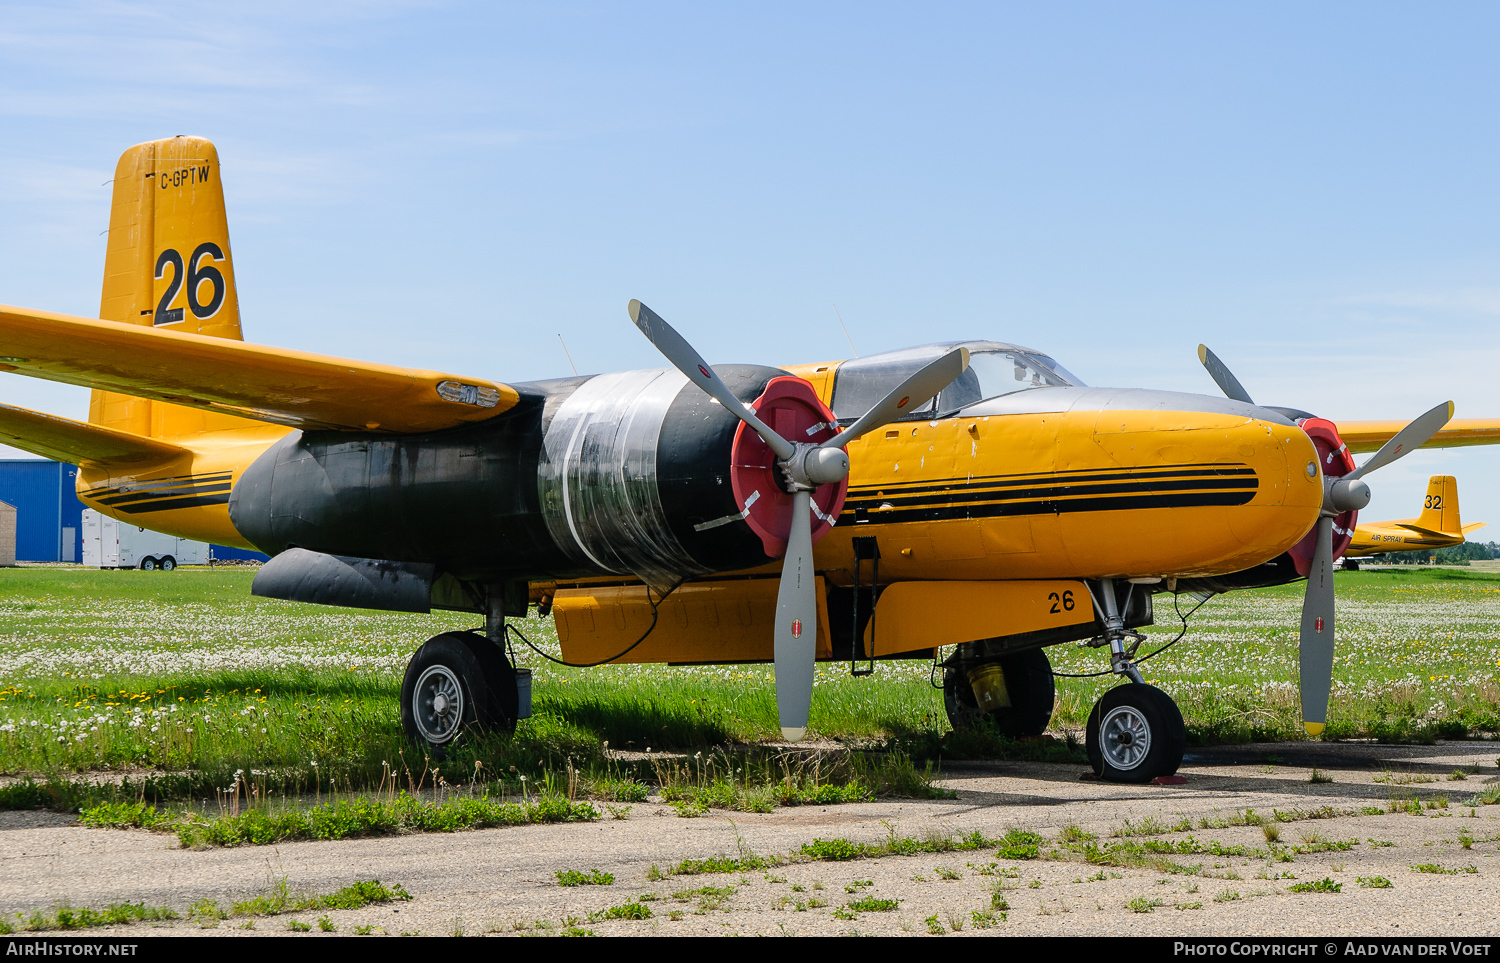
[{"left": 1081, "top": 578, "right": 1186, "bottom": 783}]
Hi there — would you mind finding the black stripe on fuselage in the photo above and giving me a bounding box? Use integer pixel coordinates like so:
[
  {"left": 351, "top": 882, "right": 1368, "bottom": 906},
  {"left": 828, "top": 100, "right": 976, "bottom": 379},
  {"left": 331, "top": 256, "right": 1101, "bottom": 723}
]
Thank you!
[
  {"left": 845, "top": 463, "right": 1254, "bottom": 499},
  {"left": 109, "top": 492, "right": 232, "bottom": 514},
  {"left": 840, "top": 463, "right": 1258, "bottom": 525},
  {"left": 83, "top": 472, "right": 232, "bottom": 499},
  {"left": 844, "top": 476, "right": 1257, "bottom": 512},
  {"left": 82, "top": 472, "right": 234, "bottom": 514},
  {"left": 843, "top": 489, "right": 1256, "bottom": 525},
  {"left": 94, "top": 480, "right": 232, "bottom": 508}
]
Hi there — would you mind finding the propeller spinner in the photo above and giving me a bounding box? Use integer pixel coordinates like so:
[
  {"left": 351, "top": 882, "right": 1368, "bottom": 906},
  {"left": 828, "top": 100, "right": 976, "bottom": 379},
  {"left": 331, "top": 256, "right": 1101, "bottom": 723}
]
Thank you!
[
  {"left": 630, "top": 300, "right": 969, "bottom": 740},
  {"left": 1198, "top": 345, "right": 1454, "bottom": 734}
]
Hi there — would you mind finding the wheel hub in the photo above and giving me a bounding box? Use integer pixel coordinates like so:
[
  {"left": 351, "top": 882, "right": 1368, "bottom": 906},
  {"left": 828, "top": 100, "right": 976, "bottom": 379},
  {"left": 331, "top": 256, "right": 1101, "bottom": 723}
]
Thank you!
[
  {"left": 1099, "top": 704, "right": 1151, "bottom": 771},
  {"left": 413, "top": 665, "right": 464, "bottom": 745}
]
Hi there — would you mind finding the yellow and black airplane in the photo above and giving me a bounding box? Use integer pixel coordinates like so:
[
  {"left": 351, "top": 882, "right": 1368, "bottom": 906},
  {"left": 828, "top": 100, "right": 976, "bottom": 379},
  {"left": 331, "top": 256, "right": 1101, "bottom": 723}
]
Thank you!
[
  {"left": 1341, "top": 475, "right": 1487, "bottom": 567},
  {"left": 4, "top": 136, "right": 1500, "bottom": 783}
]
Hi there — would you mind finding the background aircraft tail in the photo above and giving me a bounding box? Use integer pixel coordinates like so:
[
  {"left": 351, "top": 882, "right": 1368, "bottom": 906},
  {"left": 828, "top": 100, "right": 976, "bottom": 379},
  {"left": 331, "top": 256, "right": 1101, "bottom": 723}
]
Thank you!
[
  {"left": 90, "top": 136, "right": 252, "bottom": 442},
  {"left": 1416, "top": 475, "right": 1462, "bottom": 536}
]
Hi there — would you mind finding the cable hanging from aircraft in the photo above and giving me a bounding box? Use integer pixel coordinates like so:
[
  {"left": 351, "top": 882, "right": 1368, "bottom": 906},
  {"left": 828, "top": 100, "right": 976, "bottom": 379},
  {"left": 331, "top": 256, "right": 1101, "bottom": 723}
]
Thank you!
[
  {"left": 502, "top": 585, "right": 665, "bottom": 670},
  {"left": 1050, "top": 591, "right": 1215, "bottom": 679}
]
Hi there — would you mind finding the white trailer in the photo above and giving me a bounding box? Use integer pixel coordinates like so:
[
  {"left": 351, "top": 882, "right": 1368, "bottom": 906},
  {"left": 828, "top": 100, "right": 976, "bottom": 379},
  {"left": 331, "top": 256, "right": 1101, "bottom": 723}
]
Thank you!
[{"left": 81, "top": 510, "right": 208, "bottom": 570}]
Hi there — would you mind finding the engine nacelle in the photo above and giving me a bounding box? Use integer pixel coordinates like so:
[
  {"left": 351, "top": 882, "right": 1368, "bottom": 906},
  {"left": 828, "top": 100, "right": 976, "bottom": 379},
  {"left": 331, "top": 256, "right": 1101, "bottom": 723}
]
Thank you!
[{"left": 229, "top": 365, "right": 782, "bottom": 587}]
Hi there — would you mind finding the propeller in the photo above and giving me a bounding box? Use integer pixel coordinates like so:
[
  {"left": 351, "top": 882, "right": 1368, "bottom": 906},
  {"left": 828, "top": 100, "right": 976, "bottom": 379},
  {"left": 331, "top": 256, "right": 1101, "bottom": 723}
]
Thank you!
[
  {"left": 630, "top": 299, "right": 969, "bottom": 740},
  {"left": 1197, "top": 345, "right": 1453, "bottom": 734},
  {"left": 1196, "top": 345, "right": 1255, "bottom": 406}
]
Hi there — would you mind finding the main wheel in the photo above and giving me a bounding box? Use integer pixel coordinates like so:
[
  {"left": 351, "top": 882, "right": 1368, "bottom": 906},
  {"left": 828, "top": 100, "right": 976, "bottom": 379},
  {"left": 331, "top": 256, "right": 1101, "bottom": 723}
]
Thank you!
[
  {"left": 159, "top": 556, "right": 177, "bottom": 572},
  {"left": 139, "top": 557, "right": 157, "bottom": 571},
  {"left": 1085, "top": 683, "right": 1185, "bottom": 783},
  {"left": 944, "top": 647, "right": 1056, "bottom": 737},
  {"left": 400, "top": 632, "right": 517, "bottom": 757}
]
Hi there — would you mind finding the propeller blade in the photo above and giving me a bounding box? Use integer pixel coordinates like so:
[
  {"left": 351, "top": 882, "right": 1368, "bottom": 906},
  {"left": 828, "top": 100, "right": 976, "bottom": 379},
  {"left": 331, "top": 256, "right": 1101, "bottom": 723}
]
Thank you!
[
  {"left": 1346, "top": 401, "right": 1454, "bottom": 481},
  {"left": 628, "top": 299, "right": 795, "bottom": 461},
  {"left": 1298, "top": 515, "right": 1336, "bottom": 735},
  {"left": 1196, "top": 345, "right": 1256, "bottom": 405},
  {"left": 822, "top": 346, "right": 970, "bottom": 449},
  {"left": 772, "top": 489, "right": 818, "bottom": 741}
]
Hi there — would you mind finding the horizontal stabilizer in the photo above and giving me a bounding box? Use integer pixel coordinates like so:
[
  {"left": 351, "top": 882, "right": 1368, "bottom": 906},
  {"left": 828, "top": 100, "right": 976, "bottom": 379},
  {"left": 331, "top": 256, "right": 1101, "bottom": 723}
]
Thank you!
[
  {"left": 0, "top": 305, "right": 520, "bottom": 434},
  {"left": 1463, "top": 521, "right": 1488, "bottom": 535},
  {"left": 1394, "top": 523, "right": 1451, "bottom": 538},
  {"left": 1337, "top": 418, "right": 1500, "bottom": 453},
  {"left": 0, "top": 401, "right": 186, "bottom": 466}
]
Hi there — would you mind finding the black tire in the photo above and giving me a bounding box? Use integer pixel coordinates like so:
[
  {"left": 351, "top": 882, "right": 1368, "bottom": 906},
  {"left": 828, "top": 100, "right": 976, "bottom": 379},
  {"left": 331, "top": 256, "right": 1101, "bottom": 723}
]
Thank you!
[
  {"left": 1085, "top": 683, "right": 1185, "bottom": 783},
  {"left": 1343, "top": 558, "right": 1360, "bottom": 571},
  {"left": 139, "top": 557, "right": 157, "bottom": 571},
  {"left": 400, "top": 632, "right": 516, "bottom": 757},
  {"left": 943, "top": 647, "right": 1056, "bottom": 737},
  {"left": 160, "top": 556, "right": 177, "bottom": 572}
]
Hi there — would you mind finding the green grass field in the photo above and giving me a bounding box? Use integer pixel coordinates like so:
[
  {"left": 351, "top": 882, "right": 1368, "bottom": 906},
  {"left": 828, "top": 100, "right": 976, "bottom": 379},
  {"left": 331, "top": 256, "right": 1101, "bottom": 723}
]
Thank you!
[{"left": 0, "top": 566, "right": 1494, "bottom": 802}]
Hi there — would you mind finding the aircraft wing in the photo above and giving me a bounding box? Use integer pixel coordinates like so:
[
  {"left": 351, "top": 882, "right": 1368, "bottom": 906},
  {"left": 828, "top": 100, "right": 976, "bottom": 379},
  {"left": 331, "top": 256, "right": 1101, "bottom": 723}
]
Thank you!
[
  {"left": 0, "top": 401, "right": 188, "bottom": 466},
  {"left": 0, "top": 305, "right": 520, "bottom": 434},
  {"left": 1336, "top": 418, "right": 1500, "bottom": 453}
]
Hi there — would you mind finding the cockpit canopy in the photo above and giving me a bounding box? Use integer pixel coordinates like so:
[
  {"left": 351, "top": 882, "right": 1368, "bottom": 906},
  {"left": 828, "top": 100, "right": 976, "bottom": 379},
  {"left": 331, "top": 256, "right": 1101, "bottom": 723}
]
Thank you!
[{"left": 829, "top": 341, "right": 1085, "bottom": 422}]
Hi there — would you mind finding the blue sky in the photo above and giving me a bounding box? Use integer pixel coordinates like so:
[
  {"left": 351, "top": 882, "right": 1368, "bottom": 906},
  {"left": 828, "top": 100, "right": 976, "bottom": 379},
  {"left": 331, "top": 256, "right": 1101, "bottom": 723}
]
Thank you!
[{"left": 2, "top": 1, "right": 1499, "bottom": 530}]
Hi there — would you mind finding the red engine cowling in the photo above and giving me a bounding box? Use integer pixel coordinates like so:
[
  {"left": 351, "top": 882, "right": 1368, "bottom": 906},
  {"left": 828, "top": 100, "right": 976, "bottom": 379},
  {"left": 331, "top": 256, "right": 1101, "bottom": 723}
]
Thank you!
[
  {"left": 1289, "top": 417, "right": 1357, "bottom": 576},
  {"left": 729, "top": 376, "right": 848, "bottom": 559}
]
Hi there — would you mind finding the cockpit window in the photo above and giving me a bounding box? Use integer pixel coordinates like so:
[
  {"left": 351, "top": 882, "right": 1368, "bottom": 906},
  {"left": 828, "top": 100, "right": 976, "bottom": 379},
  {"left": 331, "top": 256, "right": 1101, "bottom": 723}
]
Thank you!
[{"left": 829, "top": 341, "right": 1085, "bottom": 421}]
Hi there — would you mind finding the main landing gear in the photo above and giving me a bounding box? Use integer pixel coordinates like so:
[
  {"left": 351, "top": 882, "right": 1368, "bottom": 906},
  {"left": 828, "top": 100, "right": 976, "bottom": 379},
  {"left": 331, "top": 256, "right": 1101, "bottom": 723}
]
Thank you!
[
  {"left": 1080, "top": 578, "right": 1186, "bottom": 783},
  {"left": 400, "top": 598, "right": 526, "bottom": 757},
  {"left": 942, "top": 647, "right": 1056, "bottom": 738}
]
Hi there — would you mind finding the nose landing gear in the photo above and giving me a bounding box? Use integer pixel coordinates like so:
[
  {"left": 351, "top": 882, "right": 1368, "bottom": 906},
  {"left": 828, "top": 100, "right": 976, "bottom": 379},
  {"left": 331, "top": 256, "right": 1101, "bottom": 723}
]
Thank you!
[{"left": 1080, "top": 578, "right": 1187, "bottom": 783}]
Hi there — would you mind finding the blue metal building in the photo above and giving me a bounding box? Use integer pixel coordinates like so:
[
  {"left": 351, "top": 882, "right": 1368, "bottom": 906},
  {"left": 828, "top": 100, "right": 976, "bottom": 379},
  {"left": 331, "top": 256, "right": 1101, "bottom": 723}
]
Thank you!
[
  {"left": 0, "top": 459, "right": 267, "bottom": 563},
  {"left": 0, "top": 461, "right": 83, "bottom": 562}
]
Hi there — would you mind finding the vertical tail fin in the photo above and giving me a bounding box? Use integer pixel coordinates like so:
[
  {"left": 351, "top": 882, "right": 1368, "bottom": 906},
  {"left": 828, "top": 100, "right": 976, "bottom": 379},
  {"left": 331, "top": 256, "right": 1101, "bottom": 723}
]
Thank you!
[
  {"left": 91, "top": 136, "right": 248, "bottom": 441},
  {"left": 1417, "top": 475, "right": 1462, "bottom": 536}
]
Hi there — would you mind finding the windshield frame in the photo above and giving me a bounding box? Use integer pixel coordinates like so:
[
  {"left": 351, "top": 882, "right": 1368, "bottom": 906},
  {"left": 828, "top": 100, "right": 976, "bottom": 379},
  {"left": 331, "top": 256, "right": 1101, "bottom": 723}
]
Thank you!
[{"left": 827, "top": 340, "right": 1086, "bottom": 425}]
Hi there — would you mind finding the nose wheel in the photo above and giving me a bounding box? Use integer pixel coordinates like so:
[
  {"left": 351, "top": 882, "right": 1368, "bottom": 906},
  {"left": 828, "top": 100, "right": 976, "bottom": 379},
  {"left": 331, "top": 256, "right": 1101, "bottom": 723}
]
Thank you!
[{"left": 1085, "top": 683, "right": 1185, "bottom": 783}]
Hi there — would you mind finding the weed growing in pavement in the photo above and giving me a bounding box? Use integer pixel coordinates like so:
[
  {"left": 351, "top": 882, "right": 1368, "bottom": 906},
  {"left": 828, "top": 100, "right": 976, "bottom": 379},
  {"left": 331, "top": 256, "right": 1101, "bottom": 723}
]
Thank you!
[
  {"left": 1, "top": 902, "right": 177, "bottom": 933},
  {"left": 588, "top": 900, "right": 653, "bottom": 922},
  {"left": 1411, "top": 863, "right": 1477, "bottom": 875},
  {"left": 1358, "top": 876, "right": 1392, "bottom": 888},
  {"left": 556, "top": 869, "right": 614, "bottom": 887},
  {"left": 1309, "top": 769, "right": 1333, "bottom": 784},
  {"left": 1288, "top": 878, "right": 1341, "bottom": 893},
  {"left": 1126, "top": 897, "right": 1163, "bottom": 913}
]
